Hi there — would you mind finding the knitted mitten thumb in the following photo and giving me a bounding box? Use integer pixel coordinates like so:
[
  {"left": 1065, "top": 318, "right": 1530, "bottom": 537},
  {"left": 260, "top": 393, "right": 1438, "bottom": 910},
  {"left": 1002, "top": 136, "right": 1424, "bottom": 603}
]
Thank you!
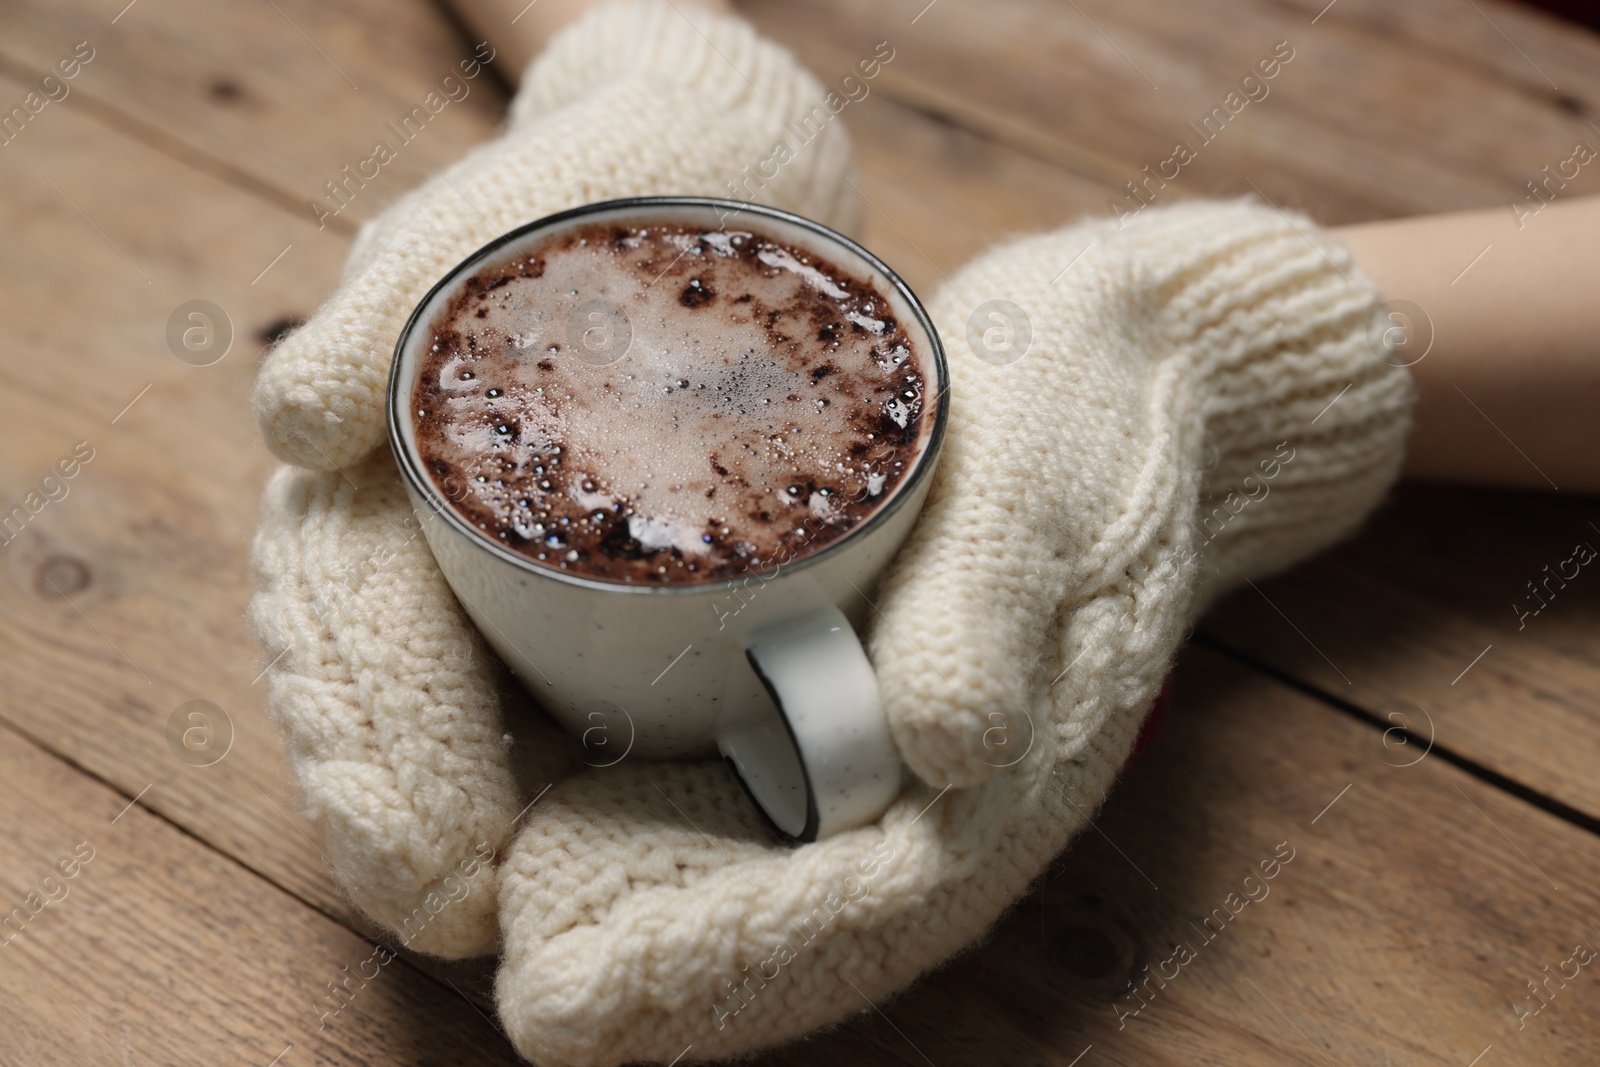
[
  {"left": 871, "top": 198, "right": 1413, "bottom": 789},
  {"left": 250, "top": 0, "right": 854, "bottom": 472}
]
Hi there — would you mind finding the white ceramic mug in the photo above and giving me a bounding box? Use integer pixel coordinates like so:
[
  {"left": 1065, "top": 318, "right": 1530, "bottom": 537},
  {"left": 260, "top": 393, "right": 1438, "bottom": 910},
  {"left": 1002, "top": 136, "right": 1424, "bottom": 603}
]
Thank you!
[{"left": 386, "top": 197, "right": 948, "bottom": 840}]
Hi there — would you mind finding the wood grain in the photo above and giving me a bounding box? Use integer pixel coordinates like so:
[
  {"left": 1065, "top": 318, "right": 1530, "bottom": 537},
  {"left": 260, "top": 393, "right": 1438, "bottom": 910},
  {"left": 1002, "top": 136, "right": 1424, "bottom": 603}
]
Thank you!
[
  {"left": 831, "top": 93, "right": 1108, "bottom": 295},
  {"left": 0, "top": 0, "right": 1112, "bottom": 296},
  {"left": 1202, "top": 482, "right": 1600, "bottom": 822},
  {"left": 0, "top": 719, "right": 520, "bottom": 1065},
  {"left": 0, "top": 58, "right": 349, "bottom": 920},
  {"left": 755, "top": 647, "right": 1600, "bottom": 1065},
  {"left": 0, "top": 0, "right": 511, "bottom": 232},
  {"left": 742, "top": 0, "right": 1600, "bottom": 224}
]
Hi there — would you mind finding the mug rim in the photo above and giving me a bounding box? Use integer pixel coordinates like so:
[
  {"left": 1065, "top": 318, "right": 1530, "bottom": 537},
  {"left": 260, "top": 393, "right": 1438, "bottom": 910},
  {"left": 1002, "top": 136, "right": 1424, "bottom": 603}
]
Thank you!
[{"left": 386, "top": 195, "right": 949, "bottom": 597}]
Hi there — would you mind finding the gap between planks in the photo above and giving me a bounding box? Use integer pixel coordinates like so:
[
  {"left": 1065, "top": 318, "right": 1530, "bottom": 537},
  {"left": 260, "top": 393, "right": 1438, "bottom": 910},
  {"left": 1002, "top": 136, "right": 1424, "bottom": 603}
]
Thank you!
[{"left": 1196, "top": 633, "right": 1600, "bottom": 839}]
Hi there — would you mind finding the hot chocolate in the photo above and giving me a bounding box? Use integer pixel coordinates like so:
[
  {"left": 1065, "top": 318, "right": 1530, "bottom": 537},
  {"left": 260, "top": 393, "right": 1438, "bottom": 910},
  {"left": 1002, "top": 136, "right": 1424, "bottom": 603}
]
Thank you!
[{"left": 411, "top": 219, "right": 936, "bottom": 584}]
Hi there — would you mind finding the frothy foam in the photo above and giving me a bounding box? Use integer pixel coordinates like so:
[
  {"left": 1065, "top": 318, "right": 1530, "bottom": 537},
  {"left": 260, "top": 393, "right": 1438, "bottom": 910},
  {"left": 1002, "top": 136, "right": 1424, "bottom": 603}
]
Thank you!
[{"left": 411, "top": 220, "right": 935, "bottom": 584}]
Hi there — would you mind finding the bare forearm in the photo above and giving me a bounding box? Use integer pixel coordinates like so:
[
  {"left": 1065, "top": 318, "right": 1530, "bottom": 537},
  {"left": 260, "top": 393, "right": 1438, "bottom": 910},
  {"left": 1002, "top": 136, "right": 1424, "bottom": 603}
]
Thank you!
[{"left": 1333, "top": 195, "right": 1600, "bottom": 493}]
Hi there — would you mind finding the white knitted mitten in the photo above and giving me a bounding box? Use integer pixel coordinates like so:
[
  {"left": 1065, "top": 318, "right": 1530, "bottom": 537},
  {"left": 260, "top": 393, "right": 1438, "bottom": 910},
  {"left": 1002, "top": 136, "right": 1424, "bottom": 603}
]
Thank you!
[
  {"left": 248, "top": 0, "right": 853, "bottom": 958},
  {"left": 247, "top": 2, "right": 1414, "bottom": 1062},
  {"left": 872, "top": 198, "right": 1414, "bottom": 790},
  {"left": 490, "top": 200, "right": 1412, "bottom": 1065}
]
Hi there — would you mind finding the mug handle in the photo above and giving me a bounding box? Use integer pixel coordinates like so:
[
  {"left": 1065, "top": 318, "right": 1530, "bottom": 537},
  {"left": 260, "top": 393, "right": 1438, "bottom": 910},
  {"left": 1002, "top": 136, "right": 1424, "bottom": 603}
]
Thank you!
[{"left": 720, "top": 605, "right": 904, "bottom": 841}]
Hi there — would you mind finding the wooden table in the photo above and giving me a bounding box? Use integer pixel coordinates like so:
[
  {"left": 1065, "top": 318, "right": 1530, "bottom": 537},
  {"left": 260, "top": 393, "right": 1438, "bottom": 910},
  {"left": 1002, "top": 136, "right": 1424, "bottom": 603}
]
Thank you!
[{"left": 2, "top": 0, "right": 1598, "bottom": 1063}]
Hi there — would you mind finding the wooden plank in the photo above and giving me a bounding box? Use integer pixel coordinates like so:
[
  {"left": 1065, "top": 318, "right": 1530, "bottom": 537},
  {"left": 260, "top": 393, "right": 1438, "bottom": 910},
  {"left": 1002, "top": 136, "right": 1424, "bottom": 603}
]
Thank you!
[
  {"left": 1309, "top": 0, "right": 1600, "bottom": 103},
  {"left": 1201, "top": 482, "right": 1600, "bottom": 822},
  {"left": 754, "top": 646, "right": 1600, "bottom": 1065},
  {"left": 0, "top": 719, "right": 519, "bottom": 1065},
  {"left": 0, "top": 0, "right": 510, "bottom": 231},
  {"left": 0, "top": 59, "right": 350, "bottom": 919},
  {"left": 742, "top": 0, "right": 1600, "bottom": 223},
  {"left": 826, "top": 90, "right": 1108, "bottom": 295}
]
